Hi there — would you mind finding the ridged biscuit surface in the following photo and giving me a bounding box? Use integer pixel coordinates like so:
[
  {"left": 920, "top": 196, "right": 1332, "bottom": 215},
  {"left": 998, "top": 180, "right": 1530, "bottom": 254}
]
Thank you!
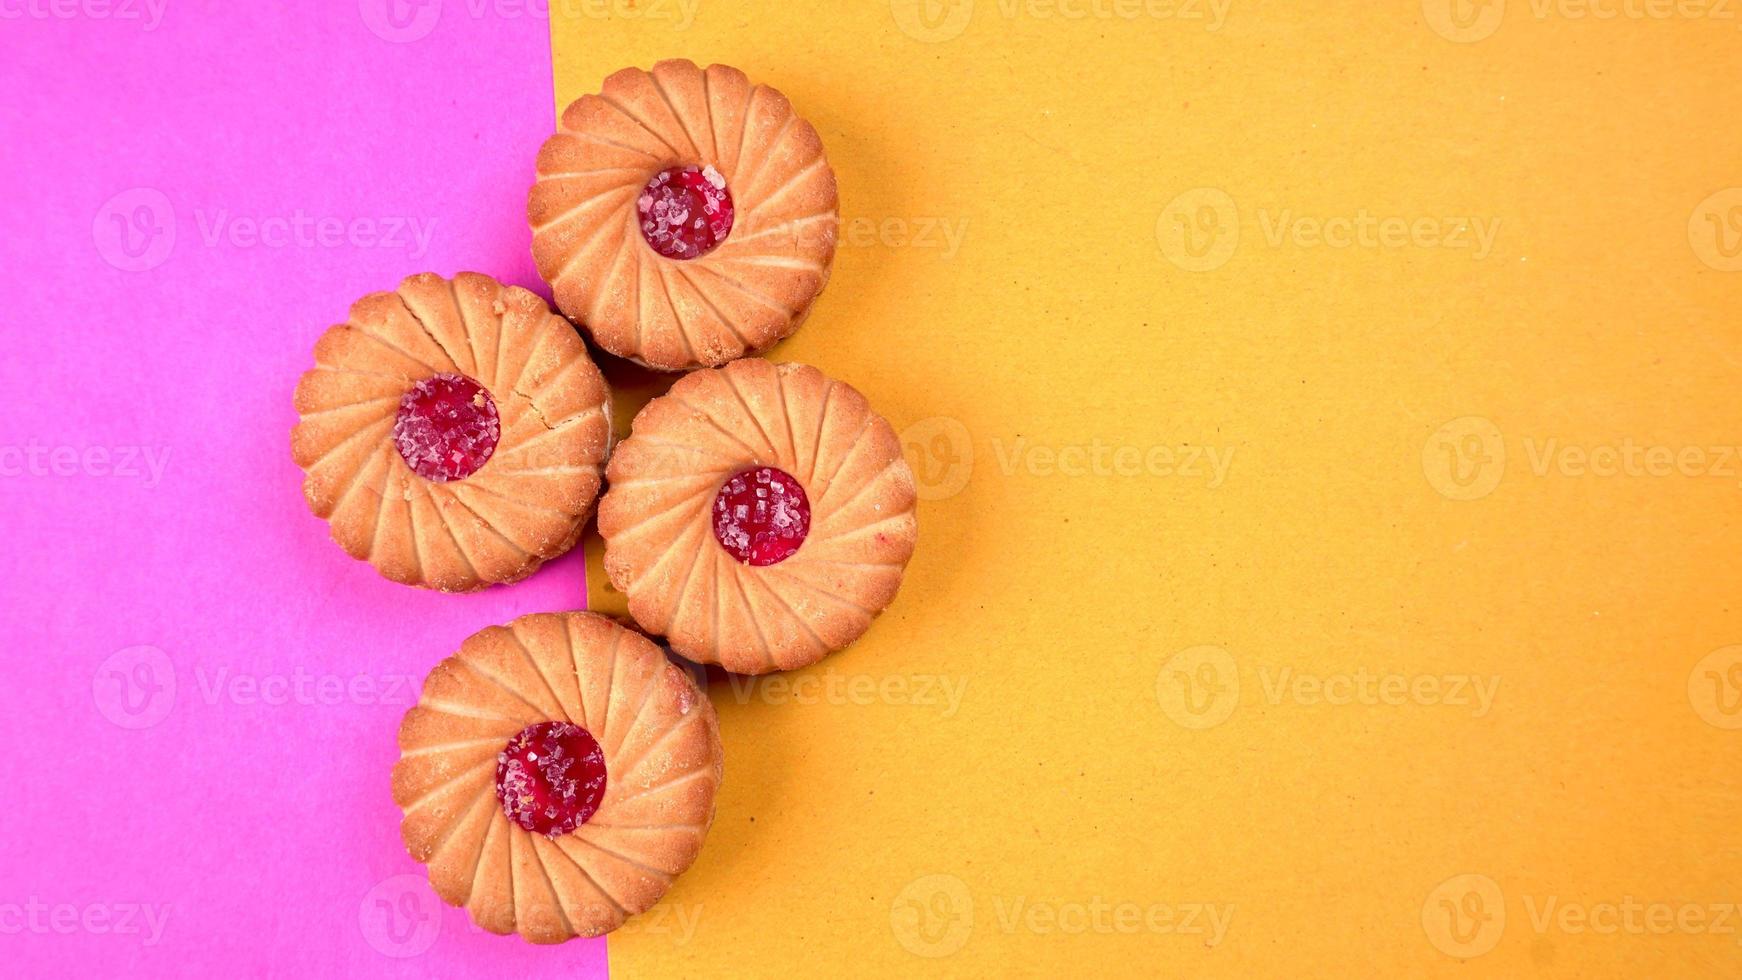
[
  {"left": 599, "top": 359, "right": 918, "bottom": 673},
  {"left": 291, "top": 272, "right": 612, "bottom": 592},
  {"left": 529, "top": 59, "right": 839, "bottom": 372},
  {"left": 393, "top": 611, "right": 723, "bottom": 943}
]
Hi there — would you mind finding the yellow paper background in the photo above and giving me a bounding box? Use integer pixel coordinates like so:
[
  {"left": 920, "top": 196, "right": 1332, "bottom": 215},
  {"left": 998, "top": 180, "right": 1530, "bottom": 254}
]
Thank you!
[{"left": 553, "top": 3, "right": 1742, "bottom": 974}]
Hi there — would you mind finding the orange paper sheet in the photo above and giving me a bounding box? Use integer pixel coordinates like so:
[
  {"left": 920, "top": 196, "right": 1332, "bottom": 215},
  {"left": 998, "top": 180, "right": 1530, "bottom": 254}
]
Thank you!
[{"left": 554, "top": 4, "right": 1742, "bottom": 974}]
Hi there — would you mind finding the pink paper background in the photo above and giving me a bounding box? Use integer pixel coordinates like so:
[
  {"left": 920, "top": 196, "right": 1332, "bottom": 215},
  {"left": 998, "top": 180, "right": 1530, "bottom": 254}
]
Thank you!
[{"left": 1, "top": 3, "right": 609, "bottom": 975}]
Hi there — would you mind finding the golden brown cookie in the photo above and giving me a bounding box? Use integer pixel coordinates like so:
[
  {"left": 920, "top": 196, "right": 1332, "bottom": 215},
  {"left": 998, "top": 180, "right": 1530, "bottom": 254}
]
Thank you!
[
  {"left": 598, "top": 359, "right": 918, "bottom": 673},
  {"left": 529, "top": 59, "right": 839, "bottom": 372},
  {"left": 393, "top": 612, "right": 723, "bottom": 943},
  {"left": 291, "top": 272, "right": 611, "bottom": 592}
]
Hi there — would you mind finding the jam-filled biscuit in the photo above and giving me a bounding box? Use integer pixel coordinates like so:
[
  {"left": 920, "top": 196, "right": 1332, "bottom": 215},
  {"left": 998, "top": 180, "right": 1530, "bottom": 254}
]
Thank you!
[
  {"left": 292, "top": 272, "right": 611, "bottom": 592},
  {"left": 598, "top": 359, "right": 918, "bottom": 673},
  {"left": 529, "top": 60, "right": 838, "bottom": 372},
  {"left": 393, "top": 612, "right": 723, "bottom": 942}
]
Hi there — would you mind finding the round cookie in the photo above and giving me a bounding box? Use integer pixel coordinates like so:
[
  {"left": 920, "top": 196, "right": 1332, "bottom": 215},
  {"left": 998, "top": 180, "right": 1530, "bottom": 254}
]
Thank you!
[
  {"left": 528, "top": 59, "right": 839, "bottom": 372},
  {"left": 393, "top": 612, "right": 723, "bottom": 943},
  {"left": 291, "top": 272, "right": 611, "bottom": 592},
  {"left": 598, "top": 359, "right": 918, "bottom": 673}
]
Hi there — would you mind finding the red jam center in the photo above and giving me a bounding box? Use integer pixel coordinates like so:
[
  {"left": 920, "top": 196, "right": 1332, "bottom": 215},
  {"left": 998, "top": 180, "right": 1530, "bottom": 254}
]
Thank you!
[
  {"left": 712, "top": 466, "right": 811, "bottom": 566},
  {"left": 392, "top": 373, "right": 500, "bottom": 482},
  {"left": 495, "top": 721, "right": 607, "bottom": 837},
  {"left": 637, "top": 165, "right": 734, "bottom": 259}
]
